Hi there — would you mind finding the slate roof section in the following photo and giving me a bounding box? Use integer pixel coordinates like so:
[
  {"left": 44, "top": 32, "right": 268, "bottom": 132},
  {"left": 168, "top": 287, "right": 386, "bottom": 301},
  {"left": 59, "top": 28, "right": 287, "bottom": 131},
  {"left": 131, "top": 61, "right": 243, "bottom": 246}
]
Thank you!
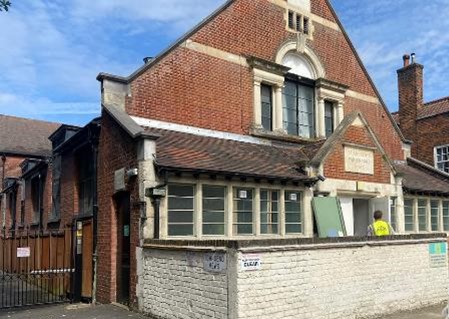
[
  {"left": 0, "top": 114, "right": 61, "bottom": 157},
  {"left": 395, "top": 157, "right": 449, "bottom": 196},
  {"left": 144, "top": 127, "right": 320, "bottom": 182}
]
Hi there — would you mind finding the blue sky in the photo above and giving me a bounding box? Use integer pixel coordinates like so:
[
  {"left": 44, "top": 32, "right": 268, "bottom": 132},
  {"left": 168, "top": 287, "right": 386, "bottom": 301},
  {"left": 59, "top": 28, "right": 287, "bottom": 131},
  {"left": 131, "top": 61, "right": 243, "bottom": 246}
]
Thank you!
[{"left": 0, "top": 0, "right": 448, "bottom": 126}]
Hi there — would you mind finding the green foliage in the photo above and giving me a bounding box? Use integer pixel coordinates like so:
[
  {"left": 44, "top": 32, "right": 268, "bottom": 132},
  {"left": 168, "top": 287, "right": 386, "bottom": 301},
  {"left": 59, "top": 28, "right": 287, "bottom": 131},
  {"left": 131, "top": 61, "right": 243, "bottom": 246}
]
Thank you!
[{"left": 0, "top": 0, "right": 11, "bottom": 12}]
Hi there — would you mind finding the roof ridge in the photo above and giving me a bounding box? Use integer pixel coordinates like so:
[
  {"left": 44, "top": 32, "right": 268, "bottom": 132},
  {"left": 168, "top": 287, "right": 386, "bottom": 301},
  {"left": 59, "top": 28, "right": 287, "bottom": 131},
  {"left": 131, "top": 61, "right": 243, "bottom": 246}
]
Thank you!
[
  {"left": 424, "top": 95, "right": 449, "bottom": 106},
  {"left": 0, "top": 113, "right": 62, "bottom": 126}
]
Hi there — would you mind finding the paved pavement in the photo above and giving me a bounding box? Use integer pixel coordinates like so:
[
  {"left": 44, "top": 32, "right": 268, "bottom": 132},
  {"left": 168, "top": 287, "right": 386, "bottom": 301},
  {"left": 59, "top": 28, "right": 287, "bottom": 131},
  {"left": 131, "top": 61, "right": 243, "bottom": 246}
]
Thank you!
[
  {"left": 381, "top": 303, "right": 446, "bottom": 319},
  {"left": 0, "top": 303, "right": 146, "bottom": 319},
  {"left": 0, "top": 302, "right": 446, "bottom": 319}
]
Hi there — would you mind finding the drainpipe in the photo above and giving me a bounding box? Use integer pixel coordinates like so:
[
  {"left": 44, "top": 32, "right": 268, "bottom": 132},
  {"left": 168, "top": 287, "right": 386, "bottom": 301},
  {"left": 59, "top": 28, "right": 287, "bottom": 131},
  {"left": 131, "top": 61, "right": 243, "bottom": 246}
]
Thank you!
[
  {"left": 1, "top": 155, "right": 6, "bottom": 192},
  {"left": 91, "top": 135, "right": 99, "bottom": 304}
]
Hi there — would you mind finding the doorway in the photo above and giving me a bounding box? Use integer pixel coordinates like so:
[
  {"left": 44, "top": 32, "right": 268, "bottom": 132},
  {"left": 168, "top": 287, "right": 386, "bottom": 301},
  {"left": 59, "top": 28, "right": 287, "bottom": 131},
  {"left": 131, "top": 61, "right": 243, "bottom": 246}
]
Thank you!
[
  {"left": 353, "top": 199, "right": 370, "bottom": 236},
  {"left": 115, "top": 192, "right": 131, "bottom": 306}
]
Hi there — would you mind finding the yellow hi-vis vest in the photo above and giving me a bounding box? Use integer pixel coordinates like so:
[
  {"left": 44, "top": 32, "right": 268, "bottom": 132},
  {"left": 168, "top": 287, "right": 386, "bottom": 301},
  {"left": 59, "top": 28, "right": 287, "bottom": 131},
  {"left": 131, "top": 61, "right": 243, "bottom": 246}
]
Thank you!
[{"left": 373, "top": 220, "right": 390, "bottom": 236}]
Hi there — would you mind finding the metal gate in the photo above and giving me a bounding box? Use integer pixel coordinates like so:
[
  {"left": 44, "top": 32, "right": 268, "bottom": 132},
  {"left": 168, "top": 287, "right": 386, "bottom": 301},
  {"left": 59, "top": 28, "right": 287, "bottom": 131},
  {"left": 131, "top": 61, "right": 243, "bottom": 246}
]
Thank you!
[{"left": 0, "top": 227, "right": 74, "bottom": 309}]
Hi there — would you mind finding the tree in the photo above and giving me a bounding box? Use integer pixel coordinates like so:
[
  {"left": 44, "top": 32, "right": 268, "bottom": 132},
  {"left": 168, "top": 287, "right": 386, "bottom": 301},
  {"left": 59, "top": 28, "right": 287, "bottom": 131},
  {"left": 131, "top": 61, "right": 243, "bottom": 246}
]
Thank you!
[{"left": 0, "top": 0, "right": 11, "bottom": 12}]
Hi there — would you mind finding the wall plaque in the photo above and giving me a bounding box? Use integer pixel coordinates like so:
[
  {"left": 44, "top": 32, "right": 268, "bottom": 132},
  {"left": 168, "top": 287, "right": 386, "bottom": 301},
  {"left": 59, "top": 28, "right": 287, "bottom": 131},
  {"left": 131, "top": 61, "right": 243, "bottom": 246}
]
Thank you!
[{"left": 344, "top": 146, "right": 374, "bottom": 175}]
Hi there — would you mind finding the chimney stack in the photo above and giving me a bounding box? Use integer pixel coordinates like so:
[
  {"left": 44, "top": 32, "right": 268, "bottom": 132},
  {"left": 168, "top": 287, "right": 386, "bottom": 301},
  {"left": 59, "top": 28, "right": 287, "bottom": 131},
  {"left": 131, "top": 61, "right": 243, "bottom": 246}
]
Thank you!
[{"left": 397, "top": 53, "right": 424, "bottom": 144}]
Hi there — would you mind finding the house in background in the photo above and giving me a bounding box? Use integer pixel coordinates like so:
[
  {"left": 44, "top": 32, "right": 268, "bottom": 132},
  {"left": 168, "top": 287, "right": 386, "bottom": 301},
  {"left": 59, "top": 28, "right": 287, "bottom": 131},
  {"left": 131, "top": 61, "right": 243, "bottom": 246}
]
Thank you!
[
  {"left": 394, "top": 54, "right": 449, "bottom": 172},
  {"left": 0, "top": 114, "right": 60, "bottom": 231},
  {"left": 95, "top": 0, "right": 449, "bottom": 317}
]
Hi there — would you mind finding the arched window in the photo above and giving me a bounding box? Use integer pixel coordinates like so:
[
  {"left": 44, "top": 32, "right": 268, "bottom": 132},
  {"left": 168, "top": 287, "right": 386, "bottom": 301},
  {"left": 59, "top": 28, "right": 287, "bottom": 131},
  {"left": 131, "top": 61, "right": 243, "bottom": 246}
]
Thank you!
[{"left": 281, "top": 52, "right": 317, "bottom": 138}]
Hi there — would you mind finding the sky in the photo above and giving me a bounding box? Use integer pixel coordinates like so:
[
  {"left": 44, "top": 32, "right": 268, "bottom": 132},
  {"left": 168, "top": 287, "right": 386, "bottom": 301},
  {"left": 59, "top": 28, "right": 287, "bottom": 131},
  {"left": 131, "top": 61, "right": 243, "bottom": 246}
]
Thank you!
[{"left": 0, "top": 0, "right": 449, "bottom": 126}]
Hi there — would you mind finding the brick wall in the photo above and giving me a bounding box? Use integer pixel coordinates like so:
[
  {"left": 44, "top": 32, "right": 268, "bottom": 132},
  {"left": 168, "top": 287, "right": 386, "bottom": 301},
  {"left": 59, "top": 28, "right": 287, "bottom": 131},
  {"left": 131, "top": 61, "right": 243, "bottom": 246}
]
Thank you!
[
  {"left": 140, "top": 249, "right": 228, "bottom": 318},
  {"left": 97, "top": 111, "right": 139, "bottom": 305},
  {"left": 236, "top": 239, "right": 448, "bottom": 319},
  {"left": 1, "top": 156, "right": 25, "bottom": 181},
  {"left": 324, "top": 125, "right": 391, "bottom": 184},
  {"left": 123, "top": 0, "right": 404, "bottom": 161},
  {"left": 414, "top": 115, "right": 449, "bottom": 167}
]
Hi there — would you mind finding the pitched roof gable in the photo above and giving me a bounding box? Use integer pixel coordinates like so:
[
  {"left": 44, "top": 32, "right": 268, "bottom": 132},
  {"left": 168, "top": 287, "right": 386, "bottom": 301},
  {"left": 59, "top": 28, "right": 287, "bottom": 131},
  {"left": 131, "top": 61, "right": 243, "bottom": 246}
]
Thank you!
[{"left": 309, "top": 112, "right": 396, "bottom": 174}]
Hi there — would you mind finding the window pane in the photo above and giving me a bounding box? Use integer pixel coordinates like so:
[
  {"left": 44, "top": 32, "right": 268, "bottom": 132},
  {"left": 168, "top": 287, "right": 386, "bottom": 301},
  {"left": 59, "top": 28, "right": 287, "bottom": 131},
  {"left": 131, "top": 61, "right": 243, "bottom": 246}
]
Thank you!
[
  {"left": 260, "top": 190, "right": 279, "bottom": 235},
  {"left": 418, "top": 199, "right": 427, "bottom": 231},
  {"left": 324, "top": 101, "right": 334, "bottom": 138},
  {"left": 203, "top": 224, "right": 225, "bottom": 235},
  {"left": 404, "top": 199, "right": 414, "bottom": 232},
  {"left": 285, "top": 191, "right": 302, "bottom": 234},
  {"left": 233, "top": 188, "right": 253, "bottom": 235},
  {"left": 261, "top": 84, "right": 273, "bottom": 131},
  {"left": 443, "top": 201, "right": 449, "bottom": 231},
  {"left": 168, "top": 184, "right": 194, "bottom": 237},
  {"left": 435, "top": 146, "right": 449, "bottom": 173},
  {"left": 431, "top": 200, "right": 439, "bottom": 231},
  {"left": 202, "top": 185, "right": 225, "bottom": 236},
  {"left": 168, "top": 224, "right": 193, "bottom": 236}
]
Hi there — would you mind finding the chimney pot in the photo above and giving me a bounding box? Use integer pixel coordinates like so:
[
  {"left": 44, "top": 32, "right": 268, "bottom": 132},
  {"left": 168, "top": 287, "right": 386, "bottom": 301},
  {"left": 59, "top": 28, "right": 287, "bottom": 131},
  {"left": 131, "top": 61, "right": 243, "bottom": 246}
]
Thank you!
[{"left": 403, "top": 54, "right": 410, "bottom": 67}]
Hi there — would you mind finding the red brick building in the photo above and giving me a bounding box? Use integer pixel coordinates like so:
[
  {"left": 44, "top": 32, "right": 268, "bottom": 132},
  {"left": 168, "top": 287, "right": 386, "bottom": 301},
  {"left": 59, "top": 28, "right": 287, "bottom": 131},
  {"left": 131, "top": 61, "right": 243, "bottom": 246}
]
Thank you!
[
  {"left": 395, "top": 54, "right": 449, "bottom": 172},
  {"left": 94, "top": 0, "right": 449, "bottom": 312},
  {"left": 0, "top": 115, "right": 60, "bottom": 231}
]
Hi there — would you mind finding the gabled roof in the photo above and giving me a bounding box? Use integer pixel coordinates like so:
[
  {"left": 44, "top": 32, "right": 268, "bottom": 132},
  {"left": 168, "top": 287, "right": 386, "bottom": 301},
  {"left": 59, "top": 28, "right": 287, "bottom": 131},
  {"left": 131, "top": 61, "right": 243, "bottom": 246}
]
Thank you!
[
  {"left": 0, "top": 114, "right": 61, "bottom": 157},
  {"left": 309, "top": 112, "right": 396, "bottom": 174},
  {"left": 395, "top": 157, "right": 449, "bottom": 196}
]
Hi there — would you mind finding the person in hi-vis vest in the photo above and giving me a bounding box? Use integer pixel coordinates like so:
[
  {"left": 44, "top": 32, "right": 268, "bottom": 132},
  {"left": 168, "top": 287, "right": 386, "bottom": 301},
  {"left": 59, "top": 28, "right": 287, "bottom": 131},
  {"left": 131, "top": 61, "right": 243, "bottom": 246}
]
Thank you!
[{"left": 367, "top": 210, "right": 394, "bottom": 236}]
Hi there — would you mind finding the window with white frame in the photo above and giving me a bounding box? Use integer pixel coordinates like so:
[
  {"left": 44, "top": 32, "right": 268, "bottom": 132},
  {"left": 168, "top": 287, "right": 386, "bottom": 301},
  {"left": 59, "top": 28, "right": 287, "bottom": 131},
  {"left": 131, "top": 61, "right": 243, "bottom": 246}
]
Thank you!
[
  {"left": 233, "top": 188, "right": 254, "bottom": 235},
  {"left": 324, "top": 101, "right": 334, "bottom": 138},
  {"left": 202, "top": 185, "right": 226, "bottom": 236},
  {"left": 285, "top": 191, "right": 302, "bottom": 234},
  {"left": 430, "top": 200, "right": 439, "bottom": 231},
  {"left": 390, "top": 197, "right": 397, "bottom": 231},
  {"left": 404, "top": 199, "right": 414, "bottom": 232},
  {"left": 165, "top": 183, "right": 305, "bottom": 238},
  {"left": 261, "top": 84, "right": 273, "bottom": 131},
  {"left": 435, "top": 145, "right": 449, "bottom": 173},
  {"left": 260, "top": 190, "right": 279, "bottom": 235},
  {"left": 167, "top": 184, "right": 195, "bottom": 236},
  {"left": 417, "top": 199, "right": 427, "bottom": 232},
  {"left": 443, "top": 201, "right": 449, "bottom": 231}
]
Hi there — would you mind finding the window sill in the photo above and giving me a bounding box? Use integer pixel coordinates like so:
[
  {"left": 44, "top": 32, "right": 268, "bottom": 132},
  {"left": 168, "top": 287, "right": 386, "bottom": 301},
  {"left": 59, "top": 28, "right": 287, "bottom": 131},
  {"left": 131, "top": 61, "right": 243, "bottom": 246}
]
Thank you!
[{"left": 250, "top": 127, "right": 326, "bottom": 144}]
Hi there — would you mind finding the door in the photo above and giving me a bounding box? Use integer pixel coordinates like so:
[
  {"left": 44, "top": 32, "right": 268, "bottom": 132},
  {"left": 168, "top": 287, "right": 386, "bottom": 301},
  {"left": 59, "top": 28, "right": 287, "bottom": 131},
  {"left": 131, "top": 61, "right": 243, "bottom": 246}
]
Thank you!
[
  {"left": 116, "top": 192, "right": 131, "bottom": 305},
  {"left": 81, "top": 221, "right": 93, "bottom": 299}
]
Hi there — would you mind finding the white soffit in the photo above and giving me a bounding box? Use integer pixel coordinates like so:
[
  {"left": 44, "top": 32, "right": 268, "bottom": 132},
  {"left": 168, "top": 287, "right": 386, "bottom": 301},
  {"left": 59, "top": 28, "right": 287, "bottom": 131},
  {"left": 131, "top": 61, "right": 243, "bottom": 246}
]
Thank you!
[{"left": 131, "top": 116, "right": 272, "bottom": 146}]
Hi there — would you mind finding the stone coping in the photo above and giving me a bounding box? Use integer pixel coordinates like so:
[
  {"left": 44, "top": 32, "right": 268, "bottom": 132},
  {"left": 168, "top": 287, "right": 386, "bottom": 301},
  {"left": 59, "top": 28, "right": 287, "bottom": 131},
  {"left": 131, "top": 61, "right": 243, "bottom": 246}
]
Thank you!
[{"left": 142, "top": 234, "right": 447, "bottom": 252}]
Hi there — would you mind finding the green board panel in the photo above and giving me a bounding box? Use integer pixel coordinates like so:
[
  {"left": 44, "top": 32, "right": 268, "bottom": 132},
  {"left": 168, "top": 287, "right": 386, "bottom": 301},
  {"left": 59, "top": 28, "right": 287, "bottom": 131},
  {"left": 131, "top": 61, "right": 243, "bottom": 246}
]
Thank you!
[{"left": 312, "top": 197, "right": 347, "bottom": 238}]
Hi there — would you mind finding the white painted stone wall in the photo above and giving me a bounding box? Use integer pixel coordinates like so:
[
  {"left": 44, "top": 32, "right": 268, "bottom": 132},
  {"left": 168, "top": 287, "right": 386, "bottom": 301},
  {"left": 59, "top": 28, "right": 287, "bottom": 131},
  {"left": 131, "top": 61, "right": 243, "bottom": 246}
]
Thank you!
[
  {"left": 140, "top": 249, "right": 228, "bottom": 318},
  {"left": 140, "top": 238, "right": 448, "bottom": 319},
  {"left": 237, "top": 241, "right": 448, "bottom": 319}
]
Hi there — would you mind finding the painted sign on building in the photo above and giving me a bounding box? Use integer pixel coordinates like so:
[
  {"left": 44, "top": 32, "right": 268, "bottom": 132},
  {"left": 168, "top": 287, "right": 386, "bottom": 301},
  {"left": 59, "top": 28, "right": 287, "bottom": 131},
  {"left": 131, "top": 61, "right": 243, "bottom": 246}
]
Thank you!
[
  {"left": 204, "top": 252, "right": 226, "bottom": 273},
  {"left": 344, "top": 146, "right": 374, "bottom": 175}
]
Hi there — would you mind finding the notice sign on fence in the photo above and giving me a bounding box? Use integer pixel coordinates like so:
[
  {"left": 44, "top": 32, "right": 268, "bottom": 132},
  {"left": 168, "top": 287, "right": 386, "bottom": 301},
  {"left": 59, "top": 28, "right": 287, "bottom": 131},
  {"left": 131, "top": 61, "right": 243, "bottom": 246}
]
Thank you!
[
  {"left": 17, "top": 247, "right": 30, "bottom": 258},
  {"left": 240, "top": 254, "right": 261, "bottom": 271},
  {"left": 429, "top": 242, "right": 447, "bottom": 268}
]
